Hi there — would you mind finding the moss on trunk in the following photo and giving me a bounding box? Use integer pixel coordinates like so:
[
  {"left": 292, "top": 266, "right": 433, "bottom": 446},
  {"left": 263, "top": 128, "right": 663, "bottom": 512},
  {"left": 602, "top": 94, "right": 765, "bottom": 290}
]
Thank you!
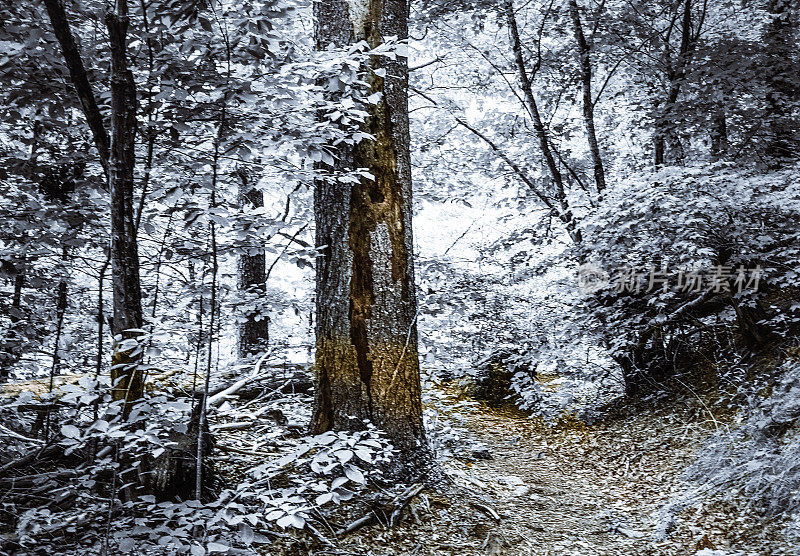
[{"left": 311, "top": 0, "right": 432, "bottom": 477}]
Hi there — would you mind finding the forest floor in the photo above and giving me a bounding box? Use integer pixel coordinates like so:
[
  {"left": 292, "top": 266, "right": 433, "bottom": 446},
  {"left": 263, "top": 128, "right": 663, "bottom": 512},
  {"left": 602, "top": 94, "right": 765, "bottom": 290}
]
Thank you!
[
  {"left": 0, "top": 374, "right": 790, "bottom": 554},
  {"left": 257, "top": 382, "right": 790, "bottom": 556}
]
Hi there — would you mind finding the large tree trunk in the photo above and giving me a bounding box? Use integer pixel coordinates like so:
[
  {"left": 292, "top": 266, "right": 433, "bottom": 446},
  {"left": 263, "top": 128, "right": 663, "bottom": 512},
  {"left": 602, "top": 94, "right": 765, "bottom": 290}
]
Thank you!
[
  {"left": 311, "top": 0, "right": 429, "bottom": 474},
  {"left": 236, "top": 169, "right": 269, "bottom": 358},
  {"left": 568, "top": 0, "right": 605, "bottom": 194},
  {"left": 106, "top": 0, "right": 144, "bottom": 415}
]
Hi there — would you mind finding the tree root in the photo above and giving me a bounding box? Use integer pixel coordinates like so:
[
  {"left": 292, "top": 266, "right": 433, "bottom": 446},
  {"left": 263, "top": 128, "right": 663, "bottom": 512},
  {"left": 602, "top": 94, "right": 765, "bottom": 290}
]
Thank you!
[{"left": 336, "top": 483, "right": 425, "bottom": 536}]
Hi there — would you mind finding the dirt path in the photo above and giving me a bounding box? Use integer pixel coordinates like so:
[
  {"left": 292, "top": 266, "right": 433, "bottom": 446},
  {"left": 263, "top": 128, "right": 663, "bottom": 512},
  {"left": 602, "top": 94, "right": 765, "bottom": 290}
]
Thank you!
[
  {"left": 450, "top": 409, "right": 660, "bottom": 554},
  {"left": 421, "top": 392, "right": 719, "bottom": 555},
  {"left": 243, "top": 386, "right": 723, "bottom": 555}
]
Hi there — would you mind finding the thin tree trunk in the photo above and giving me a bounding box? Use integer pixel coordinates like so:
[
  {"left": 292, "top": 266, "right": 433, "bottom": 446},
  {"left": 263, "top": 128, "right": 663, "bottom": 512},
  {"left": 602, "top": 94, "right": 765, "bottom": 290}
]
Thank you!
[
  {"left": 190, "top": 263, "right": 203, "bottom": 407},
  {"left": 133, "top": 0, "right": 157, "bottom": 236},
  {"left": 763, "top": 0, "right": 799, "bottom": 161},
  {"left": 654, "top": 132, "right": 665, "bottom": 166},
  {"left": 568, "top": 0, "right": 605, "bottom": 194},
  {"left": 10, "top": 274, "right": 23, "bottom": 322},
  {"left": 148, "top": 212, "right": 174, "bottom": 320},
  {"left": 311, "top": 0, "right": 430, "bottom": 475},
  {"left": 44, "top": 279, "right": 68, "bottom": 436},
  {"left": 195, "top": 211, "right": 217, "bottom": 503},
  {"left": 710, "top": 104, "right": 728, "bottom": 160},
  {"left": 654, "top": 0, "right": 694, "bottom": 166},
  {"left": 96, "top": 249, "right": 110, "bottom": 381},
  {"left": 3, "top": 121, "right": 40, "bottom": 380},
  {"left": 236, "top": 169, "right": 269, "bottom": 358},
  {"left": 0, "top": 272, "right": 24, "bottom": 381},
  {"left": 90, "top": 248, "right": 110, "bottom": 463},
  {"left": 50, "top": 268, "right": 69, "bottom": 377},
  {"left": 504, "top": 0, "right": 561, "bottom": 194},
  {"left": 42, "top": 0, "right": 110, "bottom": 177},
  {"left": 134, "top": 132, "right": 156, "bottom": 236},
  {"left": 504, "top": 0, "right": 581, "bottom": 244},
  {"left": 45, "top": 247, "right": 69, "bottom": 438},
  {"left": 196, "top": 108, "right": 224, "bottom": 501},
  {"left": 106, "top": 0, "right": 144, "bottom": 415}
]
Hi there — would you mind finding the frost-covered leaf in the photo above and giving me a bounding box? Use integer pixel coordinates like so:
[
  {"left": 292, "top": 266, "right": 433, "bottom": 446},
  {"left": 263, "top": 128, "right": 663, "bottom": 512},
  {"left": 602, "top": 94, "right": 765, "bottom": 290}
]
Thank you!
[
  {"left": 334, "top": 449, "right": 353, "bottom": 463},
  {"left": 239, "top": 523, "right": 254, "bottom": 545},
  {"left": 344, "top": 465, "right": 365, "bottom": 484},
  {"left": 61, "top": 425, "right": 80, "bottom": 439},
  {"left": 265, "top": 510, "right": 284, "bottom": 521},
  {"left": 117, "top": 537, "right": 135, "bottom": 552},
  {"left": 276, "top": 513, "right": 305, "bottom": 529}
]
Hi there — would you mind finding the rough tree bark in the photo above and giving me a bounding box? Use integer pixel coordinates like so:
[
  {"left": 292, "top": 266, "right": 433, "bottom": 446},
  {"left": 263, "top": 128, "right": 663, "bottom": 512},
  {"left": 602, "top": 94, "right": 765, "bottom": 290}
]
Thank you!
[
  {"left": 106, "top": 0, "right": 144, "bottom": 414},
  {"left": 568, "top": 0, "right": 605, "bottom": 194},
  {"left": 236, "top": 169, "right": 269, "bottom": 358},
  {"left": 311, "top": 0, "right": 430, "bottom": 474},
  {"left": 42, "top": 0, "right": 110, "bottom": 177}
]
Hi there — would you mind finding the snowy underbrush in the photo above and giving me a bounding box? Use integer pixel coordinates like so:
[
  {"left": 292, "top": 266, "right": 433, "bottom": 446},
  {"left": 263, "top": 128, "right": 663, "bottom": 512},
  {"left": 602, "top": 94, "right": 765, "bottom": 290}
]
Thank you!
[
  {"left": 0, "top": 375, "right": 405, "bottom": 555},
  {"left": 79, "top": 426, "right": 398, "bottom": 554},
  {"left": 508, "top": 349, "right": 625, "bottom": 421},
  {"left": 448, "top": 162, "right": 800, "bottom": 422},
  {"left": 656, "top": 355, "right": 800, "bottom": 544}
]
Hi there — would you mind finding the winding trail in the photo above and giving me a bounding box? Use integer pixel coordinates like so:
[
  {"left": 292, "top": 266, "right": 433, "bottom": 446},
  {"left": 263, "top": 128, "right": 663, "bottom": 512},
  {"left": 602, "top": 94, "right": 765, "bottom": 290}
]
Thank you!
[
  {"left": 231, "top": 384, "right": 723, "bottom": 555},
  {"left": 411, "top": 390, "right": 718, "bottom": 555}
]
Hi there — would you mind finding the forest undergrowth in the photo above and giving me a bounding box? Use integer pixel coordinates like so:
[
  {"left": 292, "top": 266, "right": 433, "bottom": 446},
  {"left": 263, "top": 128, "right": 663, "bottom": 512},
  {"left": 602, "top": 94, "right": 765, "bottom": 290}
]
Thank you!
[
  {"left": 2, "top": 352, "right": 800, "bottom": 555},
  {"left": 206, "top": 377, "right": 790, "bottom": 556}
]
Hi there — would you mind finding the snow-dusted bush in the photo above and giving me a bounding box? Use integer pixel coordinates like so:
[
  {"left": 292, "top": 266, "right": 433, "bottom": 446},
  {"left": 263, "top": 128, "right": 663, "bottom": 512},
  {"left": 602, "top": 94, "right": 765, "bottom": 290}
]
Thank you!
[
  {"left": 3, "top": 376, "right": 398, "bottom": 554},
  {"left": 434, "top": 163, "right": 800, "bottom": 414},
  {"left": 577, "top": 163, "right": 800, "bottom": 397}
]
